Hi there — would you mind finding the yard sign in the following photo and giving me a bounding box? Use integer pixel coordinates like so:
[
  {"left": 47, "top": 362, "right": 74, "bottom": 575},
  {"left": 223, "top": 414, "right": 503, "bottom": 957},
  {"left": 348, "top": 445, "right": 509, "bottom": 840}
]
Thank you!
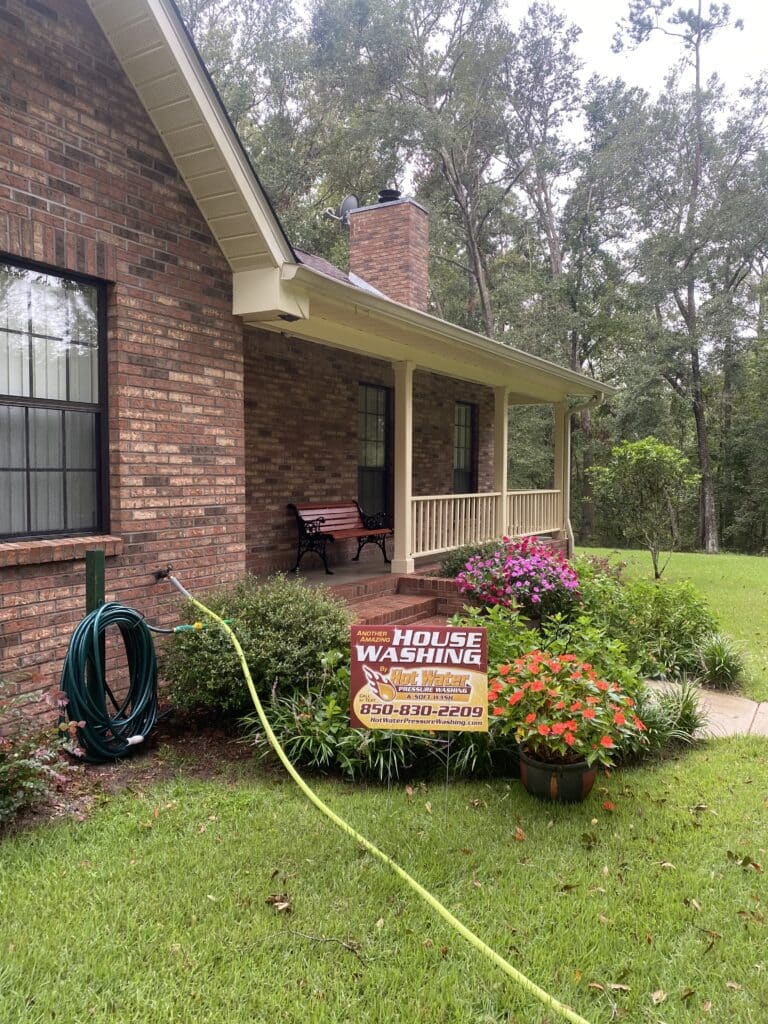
[{"left": 349, "top": 625, "right": 488, "bottom": 732}]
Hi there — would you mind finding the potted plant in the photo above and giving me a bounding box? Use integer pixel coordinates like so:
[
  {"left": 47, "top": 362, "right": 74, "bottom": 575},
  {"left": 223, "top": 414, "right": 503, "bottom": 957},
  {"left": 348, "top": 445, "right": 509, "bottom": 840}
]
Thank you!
[
  {"left": 488, "top": 650, "right": 647, "bottom": 802},
  {"left": 455, "top": 536, "right": 580, "bottom": 623}
]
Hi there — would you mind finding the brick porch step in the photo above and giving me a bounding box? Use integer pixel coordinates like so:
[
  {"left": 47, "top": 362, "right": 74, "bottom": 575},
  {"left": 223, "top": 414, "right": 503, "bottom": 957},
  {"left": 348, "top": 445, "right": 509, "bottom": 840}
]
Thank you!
[{"left": 346, "top": 592, "right": 439, "bottom": 626}]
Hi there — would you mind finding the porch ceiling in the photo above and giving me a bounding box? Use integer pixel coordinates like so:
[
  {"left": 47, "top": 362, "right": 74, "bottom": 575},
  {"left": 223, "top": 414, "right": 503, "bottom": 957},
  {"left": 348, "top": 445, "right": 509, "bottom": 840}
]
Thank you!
[{"left": 244, "top": 265, "right": 613, "bottom": 405}]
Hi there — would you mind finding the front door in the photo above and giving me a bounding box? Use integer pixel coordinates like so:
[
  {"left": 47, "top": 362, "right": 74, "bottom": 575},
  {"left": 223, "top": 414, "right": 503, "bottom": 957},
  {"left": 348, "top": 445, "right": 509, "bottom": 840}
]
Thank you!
[{"left": 357, "top": 382, "right": 392, "bottom": 522}]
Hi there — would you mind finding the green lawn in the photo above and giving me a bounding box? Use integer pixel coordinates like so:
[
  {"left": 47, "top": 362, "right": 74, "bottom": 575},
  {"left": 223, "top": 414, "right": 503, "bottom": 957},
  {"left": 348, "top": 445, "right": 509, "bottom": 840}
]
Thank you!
[
  {"left": 1, "top": 740, "right": 766, "bottom": 1023},
  {"left": 580, "top": 548, "right": 768, "bottom": 702}
]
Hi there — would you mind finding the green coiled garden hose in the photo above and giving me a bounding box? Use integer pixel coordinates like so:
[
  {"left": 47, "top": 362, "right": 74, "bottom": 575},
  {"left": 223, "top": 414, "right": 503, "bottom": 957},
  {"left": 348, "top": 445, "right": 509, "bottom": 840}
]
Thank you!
[{"left": 60, "top": 602, "right": 159, "bottom": 762}]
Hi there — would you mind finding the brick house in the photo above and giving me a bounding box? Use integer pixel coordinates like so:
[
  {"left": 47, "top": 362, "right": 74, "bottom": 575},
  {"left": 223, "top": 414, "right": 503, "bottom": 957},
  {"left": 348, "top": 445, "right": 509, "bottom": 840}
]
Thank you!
[{"left": 0, "top": 0, "right": 609, "bottom": 718}]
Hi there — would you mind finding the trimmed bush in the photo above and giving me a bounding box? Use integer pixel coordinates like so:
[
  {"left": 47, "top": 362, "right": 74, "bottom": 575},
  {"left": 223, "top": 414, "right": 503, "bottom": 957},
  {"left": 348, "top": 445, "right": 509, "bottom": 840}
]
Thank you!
[
  {"left": 581, "top": 576, "right": 718, "bottom": 679},
  {"left": 162, "top": 574, "right": 351, "bottom": 716}
]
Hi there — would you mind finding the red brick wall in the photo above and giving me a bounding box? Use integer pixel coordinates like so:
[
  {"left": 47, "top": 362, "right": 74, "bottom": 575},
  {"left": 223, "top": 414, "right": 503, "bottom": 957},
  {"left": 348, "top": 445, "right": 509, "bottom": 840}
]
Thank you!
[
  {"left": 243, "top": 329, "right": 494, "bottom": 574},
  {"left": 0, "top": 0, "right": 245, "bottom": 724},
  {"left": 348, "top": 200, "right": 429, "bottom": 312}
]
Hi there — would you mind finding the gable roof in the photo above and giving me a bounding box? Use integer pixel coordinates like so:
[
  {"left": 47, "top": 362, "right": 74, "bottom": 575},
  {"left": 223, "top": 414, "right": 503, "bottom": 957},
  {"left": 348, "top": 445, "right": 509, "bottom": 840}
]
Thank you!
[
  {"left": 87, "top": 0, "right": 295, "bottom": 272},
  {"left": 86, "top": 0, "right": 612, "bottom": 404}
]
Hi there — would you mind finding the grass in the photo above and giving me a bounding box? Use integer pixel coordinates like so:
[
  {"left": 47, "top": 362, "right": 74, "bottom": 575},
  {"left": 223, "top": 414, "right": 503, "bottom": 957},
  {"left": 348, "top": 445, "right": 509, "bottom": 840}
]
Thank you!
[
  {"left": 581, "top": 548, "right": 768, "bottom": 702},
  {"left": 1, "top": 740, "right": 767, "bottom": 1023}
]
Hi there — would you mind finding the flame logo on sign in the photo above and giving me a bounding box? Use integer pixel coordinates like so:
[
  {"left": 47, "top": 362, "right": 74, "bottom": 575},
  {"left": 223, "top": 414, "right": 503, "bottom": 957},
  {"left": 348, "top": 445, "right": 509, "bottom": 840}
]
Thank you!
[{"left": 362, "top": 664, "right": 397, "bottom": 701}]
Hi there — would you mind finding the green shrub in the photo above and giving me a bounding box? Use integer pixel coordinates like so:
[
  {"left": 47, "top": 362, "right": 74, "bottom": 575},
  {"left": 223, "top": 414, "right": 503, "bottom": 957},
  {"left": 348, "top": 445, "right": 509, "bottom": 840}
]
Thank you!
[
  {"left": 697, "top": 632, "right": 745, "bottom": 690},
  {"left": 0, "top": 735, "right": 60, "bottom": 827},
  {"left": 438, "top": 541, "right": 500, "bottom": 578},
  {"left": 539, "top": 613, "right": 645, "bottom": 700},
  {"left": 582, "top": 577, "right": 717, "bottom": 679},
  {"left": 162, "top": 574, "right": 351, "bottom": 716},
  {"left": 450, "top": 604, "right": 540, "bottom": 668},
  {"left": 243, "top": 651, "right": 434, "bottom": 782}
]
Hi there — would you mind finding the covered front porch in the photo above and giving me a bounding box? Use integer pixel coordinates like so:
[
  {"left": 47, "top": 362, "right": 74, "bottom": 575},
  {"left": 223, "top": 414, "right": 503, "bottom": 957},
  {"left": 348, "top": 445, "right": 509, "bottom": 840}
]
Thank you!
[{"left": 237, "top": 255, "right": 607, "bottom": 576}]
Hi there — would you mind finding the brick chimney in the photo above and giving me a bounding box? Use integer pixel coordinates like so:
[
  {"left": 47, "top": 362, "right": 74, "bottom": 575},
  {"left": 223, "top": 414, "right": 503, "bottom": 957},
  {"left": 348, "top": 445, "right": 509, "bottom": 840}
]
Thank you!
[{"left": 348, "top": 190, "right": 429, "bottom": 312}]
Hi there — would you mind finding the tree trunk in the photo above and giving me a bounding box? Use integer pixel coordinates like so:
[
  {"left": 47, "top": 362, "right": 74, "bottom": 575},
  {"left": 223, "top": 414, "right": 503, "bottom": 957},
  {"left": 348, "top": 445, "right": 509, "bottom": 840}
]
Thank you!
[{"left": 691, "top": 356, "right": 719, "bottom": 552}]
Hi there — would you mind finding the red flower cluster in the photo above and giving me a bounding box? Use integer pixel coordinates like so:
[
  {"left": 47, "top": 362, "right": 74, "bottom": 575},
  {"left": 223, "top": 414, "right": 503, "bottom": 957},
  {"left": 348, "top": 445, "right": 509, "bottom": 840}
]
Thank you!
[{"left": 488, "top": 650, "right": 647, "bottom": 768}]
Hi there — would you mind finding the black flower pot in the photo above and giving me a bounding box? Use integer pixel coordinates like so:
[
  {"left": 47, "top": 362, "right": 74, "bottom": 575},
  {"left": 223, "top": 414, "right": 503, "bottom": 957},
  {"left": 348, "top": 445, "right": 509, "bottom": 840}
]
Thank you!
[{"left": 518, "top": 746, "right": 598, "bottom": 803}]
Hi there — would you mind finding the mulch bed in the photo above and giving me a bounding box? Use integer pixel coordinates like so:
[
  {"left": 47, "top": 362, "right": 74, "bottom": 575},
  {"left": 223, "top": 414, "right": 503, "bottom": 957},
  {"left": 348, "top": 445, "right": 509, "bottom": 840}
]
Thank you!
[{"left": 6, "top": 714, "right": 257, "bottom": 835}]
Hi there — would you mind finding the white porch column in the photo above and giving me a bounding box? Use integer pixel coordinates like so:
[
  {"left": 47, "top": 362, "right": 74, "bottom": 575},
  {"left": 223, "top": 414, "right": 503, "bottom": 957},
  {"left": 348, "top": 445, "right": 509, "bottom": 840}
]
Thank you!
[
  {"left": 392, "top": 360, "right": 415, "bottom": 574},
  {"left": 494, "top": 386, "right": 509, "bottom": 537},
  {"left": 553, "top": 402, "right": 574, "bottom": 551}
]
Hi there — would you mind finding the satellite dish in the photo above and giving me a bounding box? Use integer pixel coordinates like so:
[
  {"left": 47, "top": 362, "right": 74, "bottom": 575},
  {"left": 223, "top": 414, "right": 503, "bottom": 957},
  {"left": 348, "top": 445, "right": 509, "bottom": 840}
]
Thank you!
[{"left": 339, "top": 194, "right": 360, "bottom": 224}]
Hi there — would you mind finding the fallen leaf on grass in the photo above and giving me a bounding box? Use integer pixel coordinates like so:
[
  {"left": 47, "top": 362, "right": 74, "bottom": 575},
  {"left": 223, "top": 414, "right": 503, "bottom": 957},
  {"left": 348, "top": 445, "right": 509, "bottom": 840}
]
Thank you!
[
  {"left": 727, "top": 850, "right": 762, "bottom": 871},
  {"left": 680, "top": 987, "right": 696, "bottom": 1002},
  {"left": 588, "top": 982, "right": 604, "bottom": 992},
  {"left": 659, "top": 861, "right": 675, "bottom": 869},
  {"left": 683, "top": 897, "right": 702, "bottom": 912},
  {"left": 702, "top": 999, "right": 712, "bottom": 1011},
  {"left": 405, "top": 785, "right": 414, "bottom": 797},
  {"left": 725, "top": 981, "right": 741, "bottom": 990},
  {"left": 375, "top": 917, "right": 384, "bottom": 929},
  {"left": 602, "top": 801, "right": 616, "bottom": 812},
  {"left": 472, "top": 879, "right": 482, "bottom": 888},
  {"left": 737, "top": 908, "right": 765, "bottom": 923},
  {"left": 651, "top": 989, "right": 667, "bottom": 1005},
  {"left": 424, "top": 801, "right": 432, "bottom": 814},
  {"left": 608, "top": 983, "right": 631, "bottom": 993},
  {"left": 514, "top": 826, "right": 525, "bottom": 842},
  {"left": 266, "top": 893, "right": 292, "bottom": 913}
]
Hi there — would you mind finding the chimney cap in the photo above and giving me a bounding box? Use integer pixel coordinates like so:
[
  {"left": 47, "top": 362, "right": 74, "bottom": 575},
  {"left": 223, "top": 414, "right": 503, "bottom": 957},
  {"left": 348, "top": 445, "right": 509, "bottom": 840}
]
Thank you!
[{"left": 377, "top": 188, "right": 401, "bottom": 203}]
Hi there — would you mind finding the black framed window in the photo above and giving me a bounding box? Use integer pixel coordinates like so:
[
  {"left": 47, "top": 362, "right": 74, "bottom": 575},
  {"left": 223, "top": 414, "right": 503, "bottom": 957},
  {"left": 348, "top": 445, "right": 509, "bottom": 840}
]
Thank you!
[
  {"left": 453, "top": 401, "right": 477, "bottom": 493},
  {"left": 0, "top": 258, "right": 107, "bottom": 539},
  {"left": 358, "top": 383, "right": 392, "bottom": 519}
]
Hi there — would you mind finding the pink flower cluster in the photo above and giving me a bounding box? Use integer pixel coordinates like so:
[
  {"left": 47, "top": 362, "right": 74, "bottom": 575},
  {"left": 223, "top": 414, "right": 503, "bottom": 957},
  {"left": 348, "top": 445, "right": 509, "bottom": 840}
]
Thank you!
[{"left": 455, "top": 536, "right": 580, "bottom": 619}]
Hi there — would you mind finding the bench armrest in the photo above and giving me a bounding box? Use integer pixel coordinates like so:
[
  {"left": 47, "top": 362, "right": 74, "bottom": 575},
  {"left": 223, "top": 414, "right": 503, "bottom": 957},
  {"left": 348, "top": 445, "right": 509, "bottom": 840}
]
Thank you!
[{"left": 360, "top": 510, "right": 389, "bottom": 530}]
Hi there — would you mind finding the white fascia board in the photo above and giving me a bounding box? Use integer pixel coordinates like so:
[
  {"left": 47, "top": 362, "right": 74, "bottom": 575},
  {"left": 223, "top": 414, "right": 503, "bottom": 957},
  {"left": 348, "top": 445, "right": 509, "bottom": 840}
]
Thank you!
[{"left": 286, "top": 264, "right": 613, "bottom": 400}]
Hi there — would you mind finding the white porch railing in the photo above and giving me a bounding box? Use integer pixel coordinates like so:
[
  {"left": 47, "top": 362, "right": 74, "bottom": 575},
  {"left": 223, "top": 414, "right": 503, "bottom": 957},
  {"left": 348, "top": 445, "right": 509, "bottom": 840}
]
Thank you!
[
  {"left": 506, "top": 489, "right": 562, "bottom": 538},
  {"left": 409, "top": 489, "right": 563, "bottom": 559}
]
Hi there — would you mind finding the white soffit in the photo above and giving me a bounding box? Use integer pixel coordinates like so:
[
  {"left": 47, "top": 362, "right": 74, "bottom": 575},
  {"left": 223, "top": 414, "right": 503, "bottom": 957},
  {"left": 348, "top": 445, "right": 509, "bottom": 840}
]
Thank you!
[{"left": 86, "top": 0, "right": 294, "bottom": 273}]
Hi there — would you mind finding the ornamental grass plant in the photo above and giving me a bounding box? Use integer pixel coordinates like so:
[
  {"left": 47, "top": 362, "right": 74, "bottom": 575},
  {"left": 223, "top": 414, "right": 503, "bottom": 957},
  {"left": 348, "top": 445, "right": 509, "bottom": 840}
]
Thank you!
[
  {"left": 487, "top": 650, "right": 648, "bottom": 767},
  {"left": 456, "top": 537, "right": 580, "bottom": 620}
]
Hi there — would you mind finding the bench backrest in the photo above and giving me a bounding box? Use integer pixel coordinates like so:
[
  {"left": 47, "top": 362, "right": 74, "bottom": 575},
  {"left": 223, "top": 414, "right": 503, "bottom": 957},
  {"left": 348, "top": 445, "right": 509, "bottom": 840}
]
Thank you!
[{"left": 290, "top": 501, "right": 364, "bottom": 533}]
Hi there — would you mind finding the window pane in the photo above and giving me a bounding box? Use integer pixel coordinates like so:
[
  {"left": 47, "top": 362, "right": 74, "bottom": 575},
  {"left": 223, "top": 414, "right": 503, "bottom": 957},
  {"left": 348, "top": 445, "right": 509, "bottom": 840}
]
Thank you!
[
  {"left": 0, "top": 405, "right": 26, "bottom": 468},
  {"left": 0, "top": 330, "right": 29, "bottom": 396},
  {"left": 29, "top": 272, "right": 69, "bottom": 340},
  {"left": 68, "top": 344, "right": 98, "bottom": 403},
  {"left": 66, "top": 470, "right": 97, "bottom": 529},
  {"left": 30, "top": 471, "right": 64, "bottom": 532},
  {"left": 0, "top": 267, "right": 28, "bottom": 333},
  {"left": 65, "top": 411, "right": 97, "bottom": 469},
  {"left": 0, "top": 470, "right": 27, "bottom": 534},
  {"left": 32, "top": 334, "right": 68, "bottom": 400},
  {"left": 67, "top": 285, "right": 98, "bottom": 347},
  {"left": 29, "top": 408, "right": 62, "bottom": 469}
]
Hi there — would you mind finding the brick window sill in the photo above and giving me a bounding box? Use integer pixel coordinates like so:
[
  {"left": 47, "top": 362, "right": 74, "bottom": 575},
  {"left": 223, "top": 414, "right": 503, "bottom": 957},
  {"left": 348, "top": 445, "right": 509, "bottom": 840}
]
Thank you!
[{"left": 0, "top": 535, "right": 123, "bottom": 568}]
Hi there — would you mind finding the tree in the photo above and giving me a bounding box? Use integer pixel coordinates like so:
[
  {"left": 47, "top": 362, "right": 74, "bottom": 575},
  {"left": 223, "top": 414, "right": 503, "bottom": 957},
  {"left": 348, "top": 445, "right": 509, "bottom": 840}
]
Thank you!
[
  {"left": 611, "top": 1, "right": 768, "bottom": 554},
  {"left": 589, "top": 437, "right": 699, "bottom": 578}
]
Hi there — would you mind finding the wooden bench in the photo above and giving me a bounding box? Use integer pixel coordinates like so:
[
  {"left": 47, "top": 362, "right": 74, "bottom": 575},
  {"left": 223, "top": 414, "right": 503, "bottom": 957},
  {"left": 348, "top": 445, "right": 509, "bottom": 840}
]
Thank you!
[{"left": 287, "top": 501, "right": 392, "bottom": 574}]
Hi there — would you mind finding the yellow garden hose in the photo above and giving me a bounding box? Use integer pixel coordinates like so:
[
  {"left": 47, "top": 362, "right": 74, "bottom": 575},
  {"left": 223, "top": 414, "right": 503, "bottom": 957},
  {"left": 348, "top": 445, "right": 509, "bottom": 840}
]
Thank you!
[{"left": 164, "top": 571, "right": 592, "bottom": 1024}]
